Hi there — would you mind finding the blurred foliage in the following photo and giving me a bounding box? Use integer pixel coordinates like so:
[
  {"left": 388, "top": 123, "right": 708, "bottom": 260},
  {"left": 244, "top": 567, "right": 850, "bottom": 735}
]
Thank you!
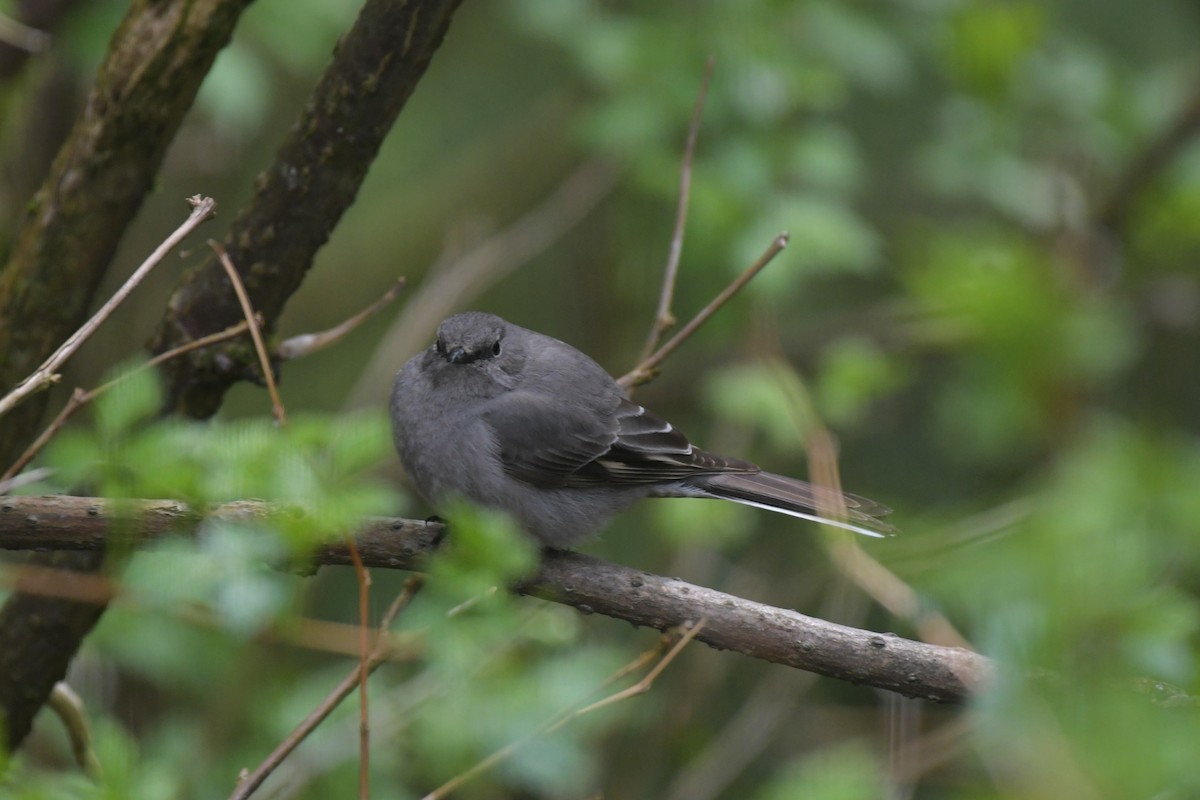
[{"left": 3, "top": 0, "right": 1200, "bottom": 796}]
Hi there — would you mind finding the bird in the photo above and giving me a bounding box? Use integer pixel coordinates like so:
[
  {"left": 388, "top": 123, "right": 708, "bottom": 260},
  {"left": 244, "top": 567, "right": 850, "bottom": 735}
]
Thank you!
[{"left": 390, "top": 312, "right": 894, "bottom": 548}]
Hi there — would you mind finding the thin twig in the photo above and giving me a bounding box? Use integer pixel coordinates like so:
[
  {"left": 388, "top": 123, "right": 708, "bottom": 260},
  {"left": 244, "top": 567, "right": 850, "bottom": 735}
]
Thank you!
[
  {"left": 619, "top": 232, "right": 790, "bottom": 390},
  {"left": 208, "top": 241, "right": 286, "bottom": 425},
  {"left": 570, "top": 617, "right": 706, "bottom": 717},
  {"left": 0, "top": 196, "right": 217, "bottom": 420},
  {"left": 276, "top": 279, "right": 407, "bottom": 361},
  {"left": 637, "top": 56, "right": 716, "bottom": 364},
  {"left": 1, "top": 321, "right": 252, "bottom": 483},
  {"left": 765, "top": 357, "right": 971, "bottom": 650},
  {"left": 422, "top": 620, "right": 706, "bottom": 800},
  {"left": 347, "top": 539, "right": 373, "bottom": 800},
  {"left": 0, "top": 13, "right": 52, "bottom": 55},
  {"left": 0, "top": 467, "right": 52, "bottom": 495},
  {"left": 0, "top": 564, "right": 423, "bottom": 663},
  {"left": 46, "top": 682, "right": 101, "bottom": 777},
  {"left": 229, "top": 576, "right": 425, "bottom": 800}
]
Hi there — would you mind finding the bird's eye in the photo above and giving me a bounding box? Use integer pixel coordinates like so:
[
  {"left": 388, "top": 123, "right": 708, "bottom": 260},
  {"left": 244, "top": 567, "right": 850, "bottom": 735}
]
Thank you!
[
  {"left": 492, "top": 340, "right": 502, "bottom": 356},
  {"left": 435, "top": 339, "right": 446, "bottom": 355}
]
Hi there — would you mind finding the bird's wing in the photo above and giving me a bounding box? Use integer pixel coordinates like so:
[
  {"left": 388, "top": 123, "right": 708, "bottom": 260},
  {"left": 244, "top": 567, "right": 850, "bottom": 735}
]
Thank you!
[
  {"left": 484, "top": 394, "right": 754, "bottom": 489},
  {"left": 570, "top": 398, "right": 758, "bottom": 485},
  {"left": 481, "top": 390, "right": 621, "bottom": 489}
]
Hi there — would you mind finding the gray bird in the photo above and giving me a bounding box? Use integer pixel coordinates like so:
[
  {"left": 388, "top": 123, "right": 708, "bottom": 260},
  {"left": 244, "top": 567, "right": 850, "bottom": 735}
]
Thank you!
[{"left": 390, "top": 312, "right": 894, "bottom": 548}]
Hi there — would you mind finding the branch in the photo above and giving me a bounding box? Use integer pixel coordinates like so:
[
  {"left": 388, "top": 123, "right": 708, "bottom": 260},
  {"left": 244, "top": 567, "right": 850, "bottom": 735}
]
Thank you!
[
  {"left": 0, "top": 495, "right": 990, "bottom": 703},
  {"left": 0, "top": 196, "right": 217, "bottom": 421},
  {"left": 636, "top": 56, "right": 715, "bottom": 364},
  {"left": 149, "top": 0, "right": 465, "bottom": 419},
  {"left": 619, "top": 233, "right": 790, "bottom": 389},
  {"left": 1098, "top": 77, "right": 1200, "bottom": 233},
  {"left": 0, "top": 0, "right": 252, "bottom": 459}
]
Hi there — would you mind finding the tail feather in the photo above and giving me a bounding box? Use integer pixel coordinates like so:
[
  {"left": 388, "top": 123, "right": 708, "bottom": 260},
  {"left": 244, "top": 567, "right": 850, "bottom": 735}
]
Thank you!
[{"left": 697, "top": 471, "right": 896, "bottom": 538}]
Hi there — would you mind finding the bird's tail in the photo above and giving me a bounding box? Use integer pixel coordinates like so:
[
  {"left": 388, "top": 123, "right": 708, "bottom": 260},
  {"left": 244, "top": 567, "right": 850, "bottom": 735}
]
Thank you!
[{"left": 698, "top": 471, "right": 896, "bottom": 538}]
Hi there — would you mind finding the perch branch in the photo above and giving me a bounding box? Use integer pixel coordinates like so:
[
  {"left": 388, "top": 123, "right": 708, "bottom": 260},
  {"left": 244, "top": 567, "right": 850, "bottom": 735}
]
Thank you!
[{"left": 0, "top": 495, "right": 990, "bottom": 704}]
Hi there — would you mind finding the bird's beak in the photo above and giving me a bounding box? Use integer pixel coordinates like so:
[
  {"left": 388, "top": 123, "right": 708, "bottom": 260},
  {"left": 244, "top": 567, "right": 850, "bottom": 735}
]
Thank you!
[{"left": 447, "top": 346, "right": 468, "bottom": 364}]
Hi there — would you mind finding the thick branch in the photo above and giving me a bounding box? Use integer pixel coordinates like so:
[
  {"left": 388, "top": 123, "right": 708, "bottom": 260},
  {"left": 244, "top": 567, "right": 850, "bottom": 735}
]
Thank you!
[
  {"left": 0, "top": 0, "right": 252, "bottom": 754},
  {"left": 0, "top": 548, "right": 104, "bottom": 751},
  {"left": 0, "top": 0, "right": 252, "bottom": 460},
  {"left": 149, "top": 0, "right": 464, "bottom": 419},
  {"left": 0, "top": 495, "right": 990, "bottom": 703}
]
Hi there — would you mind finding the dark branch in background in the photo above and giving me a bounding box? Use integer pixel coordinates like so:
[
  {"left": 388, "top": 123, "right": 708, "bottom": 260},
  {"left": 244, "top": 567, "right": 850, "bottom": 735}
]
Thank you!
[
  {"left": 1097, "top": 78, "right": 1200, "bottom": 233},
  {"left": 0, "top": 0, "right": 253, "bottom": 753},
  {"left": 149, "top": 0, "right": 465, "bottom": 420},
  {"left": 0, "top": 495, "right": 991, "bottom": 704},
  {"left": 0, "top": 3, "right": 84, "bottom": 257}
]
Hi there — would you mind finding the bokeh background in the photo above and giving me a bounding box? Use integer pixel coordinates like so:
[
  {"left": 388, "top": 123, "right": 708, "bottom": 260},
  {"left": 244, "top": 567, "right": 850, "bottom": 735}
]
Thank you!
[{"left": 3, "top": 0, "right": 1200, "bottom": 797}]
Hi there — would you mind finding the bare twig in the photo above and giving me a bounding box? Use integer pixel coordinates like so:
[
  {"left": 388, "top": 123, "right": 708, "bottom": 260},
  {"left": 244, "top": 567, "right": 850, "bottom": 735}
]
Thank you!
[
  {"left": 0, "top": 12, "right": 51, "bottom": 54},
  {"left": 423, "top": 620, "right": 706, "bottom": 800},
  {"left": 636, "top": 56, "right": 716, "bottom": 364},
  {"left": 619, "top": 232, "right": 790, "bottom": 390},
  {"left": 1, "top": 320, "right": 252, "bottom": 483},
  {"left": 208, "top": 241, "right": 286, "bottom": 425},
  {"left": 0, "top": 467, "right": 53, "bottom": 495},
  {"left": 765, "top": 357, "right": 971, "bottom": 650},
  {"left": 276, "top": 279, "right": 406, "bottom": 361},
  {"left": 572, "top": 617, "right": 705, "bottom": 716},
  {"left": 229, "top": 576, "right": 425, "bottom": 800},
  {"left": 0, "top": 196, "right": 217, "bottom": 421},
  {"left": 46, "top": 682, "right": 100, "bottom": 776},
  {"left": 0, "top": 562, "right": 120, "bottom": 606},
  {"left": 346, "top": 539, "right": 373, "bottom": 800}
]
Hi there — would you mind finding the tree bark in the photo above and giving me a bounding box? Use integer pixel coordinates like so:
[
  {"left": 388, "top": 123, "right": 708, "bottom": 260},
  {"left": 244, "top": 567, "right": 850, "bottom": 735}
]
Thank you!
[
  {"left": 0, "top": 0, "right": 253, "bottom": 461},
  {"left": 0, "top": 0, "right": 465, "bottom": 754},
  {"left": 0, "top": 495, "right": 991, "bottom": 704},
  {"left": 0, "top": 0, "right": 253, "bottom": 754}
]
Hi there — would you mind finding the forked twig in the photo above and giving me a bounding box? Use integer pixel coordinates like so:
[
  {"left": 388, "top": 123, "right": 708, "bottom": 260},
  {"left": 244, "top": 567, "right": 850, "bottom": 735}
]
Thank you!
[
  {"left": 208, "top": 241, "right": 286, "bottom": 425},
  {"left": 637, "top": 56, "right": 716, "bottom": 364},
  {"left": 620, "top": 233, "right": 789, "bottom": 390},
  {"left": 1, "top": 321, "right": 253, "bottom": 483},
  {"left": 3, "top": 275, "right": 404, "bottom": 484},
  {"left": 0, "top": 195, "right": 217, "bottom": 420},
  {"left": 229, "top": 576, "right": 426, "bottom": 800},
  {"left": 422, "top": 619, "right": 706, "bottom": 800}
]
